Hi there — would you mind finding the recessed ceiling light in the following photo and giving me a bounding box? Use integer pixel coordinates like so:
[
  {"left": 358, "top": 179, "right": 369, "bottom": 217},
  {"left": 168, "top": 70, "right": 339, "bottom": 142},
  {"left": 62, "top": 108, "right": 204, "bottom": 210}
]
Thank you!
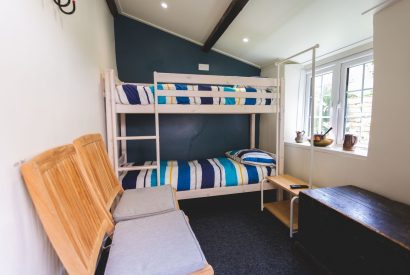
[
  {"left": 242, "top": 37, "right": 249, "bottom": 43},
  {"left": 161, "top": 2, "right": 168, "bottom": 9}
]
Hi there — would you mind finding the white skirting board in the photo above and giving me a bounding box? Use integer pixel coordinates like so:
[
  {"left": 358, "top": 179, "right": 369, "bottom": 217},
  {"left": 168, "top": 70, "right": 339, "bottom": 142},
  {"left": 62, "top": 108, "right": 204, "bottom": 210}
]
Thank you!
[{"left": 176, "top": 183, "right": 276, "bottom": 200}]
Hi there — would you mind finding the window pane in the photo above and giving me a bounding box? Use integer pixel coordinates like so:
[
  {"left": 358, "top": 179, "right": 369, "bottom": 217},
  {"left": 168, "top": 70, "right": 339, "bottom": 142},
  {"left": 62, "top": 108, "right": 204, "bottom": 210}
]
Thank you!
[
  {"left": 360, "top": 116, "right": 372, "bottom": 145},
  {"left": 322, "top": 95, "right": 331, "bottom": 116},
  {"left": 311, "top": 72, "right": 333, "bottom": 136},
  {"left": 344, "top": 59, "right": 374, "bottom": 148},
  {"left": 314, "top": 88, "right": 322, "bottom": 116},
  {"left": 322, "top": 73, "right": 332, "bottom": 96},
  {"left": 346, "top": 91, "right": 362, "bottom": 116},
  {"left": 347, "top": 64, "right": 363, "bottom": 91},
  {"left": 345, "top": 116, "right": 362, "bottom": 135},
  {"left": 313, "top": 117, "right": 331, "bottom": 135},
  {"left": 321, "top": 117, "right": 331, "bottom": 134},
  {"left": 364, "top": 62, "right": 374, "bottom": 89},
  {"left": 314, "top": 75, "right": 322, "bottom": 94},
  {"left": 362, "top": 89, "right": 373, "bottom": 114},
  {"left": 313, "top": 118, "right": 321, "bottom": 134}
]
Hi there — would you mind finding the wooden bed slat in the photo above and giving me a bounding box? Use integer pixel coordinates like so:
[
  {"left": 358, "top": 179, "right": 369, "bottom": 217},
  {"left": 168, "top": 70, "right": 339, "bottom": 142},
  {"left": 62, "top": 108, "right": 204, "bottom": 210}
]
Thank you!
[
  {"left": 115, "top": 104, "right": 277, "bottom": 114},
  {"left": 21, "top": 145, "right": 114, "bottom": 275},
  {"left": 154, "top": 72, "right": 277, "bottom": 87},
  {"left": 176, "top": 182, "right": 275, "bottom": 200},
  {"left": 156, "top": 90, "right": 278, "bottom": 99}
]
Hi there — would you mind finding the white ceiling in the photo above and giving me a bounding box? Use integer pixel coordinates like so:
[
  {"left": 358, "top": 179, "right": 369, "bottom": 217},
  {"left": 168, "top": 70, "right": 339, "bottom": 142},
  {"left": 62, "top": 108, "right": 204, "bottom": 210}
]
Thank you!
[
  {"left": 116, "top": 0, "right": 232, "bottom": 42},
  {"left": 116, "top": 0, "right": 386, "bottom": 67}
]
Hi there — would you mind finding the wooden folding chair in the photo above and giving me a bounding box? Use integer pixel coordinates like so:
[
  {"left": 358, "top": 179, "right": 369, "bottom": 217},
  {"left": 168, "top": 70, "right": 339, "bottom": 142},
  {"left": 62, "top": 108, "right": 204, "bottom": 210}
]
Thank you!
[
  {"left": 21, "top": 145, "right": 114, "bottom": 275},
  {"left": 22, "top": 144, "right": 214, "bottom": 275},
  {"left": 73, "top": 133, "right": 179, "bottom": 223}
]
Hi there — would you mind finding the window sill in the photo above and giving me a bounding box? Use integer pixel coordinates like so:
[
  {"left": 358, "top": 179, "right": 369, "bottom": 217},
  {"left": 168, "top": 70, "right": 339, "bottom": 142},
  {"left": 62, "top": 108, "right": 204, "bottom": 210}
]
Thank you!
[{"left": 285, "top": 141, "right": 368, "bottom": 159}]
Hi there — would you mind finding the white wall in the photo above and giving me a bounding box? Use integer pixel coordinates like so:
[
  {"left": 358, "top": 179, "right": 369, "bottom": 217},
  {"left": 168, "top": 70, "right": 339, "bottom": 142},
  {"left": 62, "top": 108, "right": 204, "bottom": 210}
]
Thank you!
[
  {"left": 259, "top": 63, "right": 282, "bottom": 153},
  {"left": 0, "top": 1, "right": 116, "bottom": 274},
  {"left": 283, "top": 64, "right": 306, "bottom": 143},
  {"left": 262, "top": 0, "right": 410, "bottom": 205}
]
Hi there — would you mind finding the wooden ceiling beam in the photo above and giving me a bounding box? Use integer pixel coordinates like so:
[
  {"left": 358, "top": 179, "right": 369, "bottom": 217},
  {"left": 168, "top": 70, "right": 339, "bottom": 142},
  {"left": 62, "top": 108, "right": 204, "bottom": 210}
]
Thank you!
[
  {"left": 202, "top": 0, "right": 249, "bottom": 52},
  {"left": 106, "top": 0, "right": 119, "bottom": 17}
]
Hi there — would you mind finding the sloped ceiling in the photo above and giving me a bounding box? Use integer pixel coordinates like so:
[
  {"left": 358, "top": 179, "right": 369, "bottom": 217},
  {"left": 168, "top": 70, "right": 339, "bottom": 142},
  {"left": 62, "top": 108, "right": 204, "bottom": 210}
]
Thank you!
[{"left": 115, "top": 0, "right": 386, "bottom": 67}]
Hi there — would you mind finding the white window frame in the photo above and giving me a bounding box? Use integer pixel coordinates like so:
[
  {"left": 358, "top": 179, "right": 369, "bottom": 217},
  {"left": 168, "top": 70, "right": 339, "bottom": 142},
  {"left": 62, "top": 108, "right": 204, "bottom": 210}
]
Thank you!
[
  {"left": 337, "top": 53, "right": 374, "bottom": 146},
  {"left": 304, "top": 50, "right": 373, "bottom": 148},
  {"left": 304, "top": 64, "right": 340, "bottom": 139}
]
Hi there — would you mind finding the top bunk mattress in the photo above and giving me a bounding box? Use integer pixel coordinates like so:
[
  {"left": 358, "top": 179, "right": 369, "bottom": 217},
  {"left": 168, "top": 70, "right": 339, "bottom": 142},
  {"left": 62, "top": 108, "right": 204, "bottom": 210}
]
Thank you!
[
  {"left": 120, "top": 157, "right": 275, "bottom": 191},
  {"left": 116, "top": 83, "right": 275, "bottom": 106}
]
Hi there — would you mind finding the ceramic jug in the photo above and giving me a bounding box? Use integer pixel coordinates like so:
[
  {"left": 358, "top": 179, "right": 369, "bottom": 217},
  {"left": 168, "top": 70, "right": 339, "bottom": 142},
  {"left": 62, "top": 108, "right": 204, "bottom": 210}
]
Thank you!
[
  {"left": 295, "top": 131, "right": 305, "bottom": 143},
  {"left": 343, "top": 134, "right": 358, "bottom": 151}
]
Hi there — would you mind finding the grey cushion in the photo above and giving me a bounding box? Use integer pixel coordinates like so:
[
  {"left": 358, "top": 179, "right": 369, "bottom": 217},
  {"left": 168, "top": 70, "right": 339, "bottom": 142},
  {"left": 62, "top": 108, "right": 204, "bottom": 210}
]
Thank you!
[
  {"left": 105, "top": 210, "right": 207, "bottom": 275},
  {"left": 113, "top": 185, "right": 177, "bottom": 223}
]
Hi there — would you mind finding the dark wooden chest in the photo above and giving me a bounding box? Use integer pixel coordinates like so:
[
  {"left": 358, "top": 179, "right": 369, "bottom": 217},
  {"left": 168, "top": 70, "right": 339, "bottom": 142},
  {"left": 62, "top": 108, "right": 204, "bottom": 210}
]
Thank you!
[{"left": 298, "top": 185, "right": 410, "bottom": 275}]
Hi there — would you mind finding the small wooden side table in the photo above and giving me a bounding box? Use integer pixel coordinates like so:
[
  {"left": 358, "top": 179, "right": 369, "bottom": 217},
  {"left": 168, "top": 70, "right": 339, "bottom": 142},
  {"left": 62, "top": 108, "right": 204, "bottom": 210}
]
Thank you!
[{"left": 261, "top": 175, "right": 312, "bottom": 238}]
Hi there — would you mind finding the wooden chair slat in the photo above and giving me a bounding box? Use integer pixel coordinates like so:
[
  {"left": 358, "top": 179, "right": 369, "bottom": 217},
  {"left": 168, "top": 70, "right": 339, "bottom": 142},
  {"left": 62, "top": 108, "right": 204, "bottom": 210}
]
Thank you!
[
  {"left": 74, "top": 134, "right": 123, "bottom": 212},
  {"left": 21, "top": 145, "right": 114, "bottom": 275}
]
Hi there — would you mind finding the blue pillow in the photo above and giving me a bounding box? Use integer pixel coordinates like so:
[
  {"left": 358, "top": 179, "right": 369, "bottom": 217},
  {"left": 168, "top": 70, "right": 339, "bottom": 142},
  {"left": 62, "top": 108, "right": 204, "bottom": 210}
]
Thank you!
[{"left": 225, "top": 149, "right": 276, "bottom": 167}]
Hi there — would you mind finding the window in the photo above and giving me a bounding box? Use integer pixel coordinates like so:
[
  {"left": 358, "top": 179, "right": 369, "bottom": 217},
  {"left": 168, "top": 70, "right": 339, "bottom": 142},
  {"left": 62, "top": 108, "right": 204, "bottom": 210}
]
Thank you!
[
  {"left": 343, "top": 60, "right": 374, "bottom": 147},
  {"left": 304, "top": 51, "right": 374, "bottom": 148},
  {"left": 304, "top": 66, "right": 337, "bottom": 139},
  {"left": 313, "top": 72, "right": 333, "bottom": 134}
]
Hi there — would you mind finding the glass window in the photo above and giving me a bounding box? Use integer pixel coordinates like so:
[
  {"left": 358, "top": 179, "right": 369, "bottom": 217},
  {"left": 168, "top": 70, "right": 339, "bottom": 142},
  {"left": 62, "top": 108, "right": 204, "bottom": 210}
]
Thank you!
[
  {"left": 313, "top": 72, "right": 333, "bottom": 134},
  {"left": 303, "top": 51, "right": 374, "bottom": 151},
  {"left": 344, "top": 61, "right": 374, "bottom": 147}
]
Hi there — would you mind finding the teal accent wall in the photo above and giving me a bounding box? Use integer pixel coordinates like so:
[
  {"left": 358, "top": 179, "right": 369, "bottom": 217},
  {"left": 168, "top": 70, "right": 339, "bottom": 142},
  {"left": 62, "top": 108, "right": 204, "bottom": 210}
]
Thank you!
[
  {"left": 115, "top": 15, "right": 260, "bottom": 83},
  {"left": 114, "top": 15, "right": 260, "bottom": 163},
  {"left": 126, "top": 115, "right": 256, "bottom": 163}
]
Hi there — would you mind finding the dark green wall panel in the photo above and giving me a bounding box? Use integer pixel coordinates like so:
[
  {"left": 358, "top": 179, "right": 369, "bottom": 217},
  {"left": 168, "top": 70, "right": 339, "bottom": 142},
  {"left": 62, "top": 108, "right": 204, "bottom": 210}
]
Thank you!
[
  {"left": 126, "top": 115, "right": 260, "bottom": 163},
  {"left": 114, "top": 15, "right": 260, "bottom": 83},
  {"left": 114, "top": 15, "right": 261, "bottom": 162}
]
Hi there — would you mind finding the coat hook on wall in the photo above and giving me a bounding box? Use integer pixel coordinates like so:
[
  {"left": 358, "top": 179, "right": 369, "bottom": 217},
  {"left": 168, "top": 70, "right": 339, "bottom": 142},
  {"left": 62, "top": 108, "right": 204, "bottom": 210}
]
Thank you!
[
  {"left": 13, "top": 159, "right": 26, "bottom": 167},
  {"left": 54, "top": 0, "right": 76, "bottom": 15}
]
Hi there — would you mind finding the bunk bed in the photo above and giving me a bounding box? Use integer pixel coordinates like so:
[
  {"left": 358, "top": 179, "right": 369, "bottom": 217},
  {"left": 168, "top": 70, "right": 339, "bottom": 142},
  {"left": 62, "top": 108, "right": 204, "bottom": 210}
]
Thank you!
[{"left": 104, "top": 70, "right": 283, "bottom": 200}]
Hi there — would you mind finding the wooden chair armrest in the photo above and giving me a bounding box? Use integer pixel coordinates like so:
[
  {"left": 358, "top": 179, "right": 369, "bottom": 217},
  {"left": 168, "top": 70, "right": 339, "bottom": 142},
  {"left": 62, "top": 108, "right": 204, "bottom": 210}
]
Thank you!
[{"left": 191, "top": 264, "right": 214, "bottom": 275}]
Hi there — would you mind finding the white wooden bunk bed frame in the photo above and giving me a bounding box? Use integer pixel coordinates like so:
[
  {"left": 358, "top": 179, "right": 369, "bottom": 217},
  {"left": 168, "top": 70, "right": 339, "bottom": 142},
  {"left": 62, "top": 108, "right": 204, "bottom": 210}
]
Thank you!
[{"left": 104, "top": 70, "right": 283, "bottom": 200}]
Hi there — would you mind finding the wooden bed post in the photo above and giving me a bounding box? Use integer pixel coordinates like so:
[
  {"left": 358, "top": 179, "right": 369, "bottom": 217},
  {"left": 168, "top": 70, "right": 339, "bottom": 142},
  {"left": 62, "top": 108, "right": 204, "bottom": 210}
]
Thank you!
[
  {"left": 120, "top": 114, "right": 127, "bottom": 164},
  {"left": 104, "top": 70, "right": 114, "bottom": 166},
  {"left": 275, "top": 65, "right": 281, "bottom": 177},
  {"left": 154, "top": 72, "right": 161, "bottom": 185},
  {"left": 275, "top": 66, "right": 284, "bottom": 201},
  {"left": 279, "top": 77, "right": 285, "bottom": 175},
  {"left": 109, "top": 69, "right": 119, "bottom": 176},
  {"left": 250, "top": 114, "right": 256, "bottom": 148}
]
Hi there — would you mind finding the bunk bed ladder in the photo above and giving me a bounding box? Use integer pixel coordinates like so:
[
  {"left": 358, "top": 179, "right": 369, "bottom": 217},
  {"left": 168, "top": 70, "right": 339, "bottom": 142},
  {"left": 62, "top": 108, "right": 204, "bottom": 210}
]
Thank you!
[{"left": 107, "top": 70, "right": 160, "bottom": 185}]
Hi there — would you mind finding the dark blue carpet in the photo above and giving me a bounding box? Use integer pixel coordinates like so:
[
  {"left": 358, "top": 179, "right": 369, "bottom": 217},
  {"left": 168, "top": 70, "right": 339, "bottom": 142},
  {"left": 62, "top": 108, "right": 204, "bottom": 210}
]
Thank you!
[
  {"left": 96, "top": 191, "right": 320, "bottom": 275},
  {"left": 179, "top": 191, "right": 319, "bottom": 275}
]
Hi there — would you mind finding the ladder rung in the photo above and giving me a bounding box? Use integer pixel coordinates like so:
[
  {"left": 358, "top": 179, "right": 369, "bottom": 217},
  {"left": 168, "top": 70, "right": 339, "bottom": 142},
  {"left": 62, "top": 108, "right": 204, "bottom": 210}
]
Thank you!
[
  {"left": 115, "top": 136, "right": 157, "bottom": 141},
  {"left": 118, "top": 165, "right": 157, "bottom": 172}
]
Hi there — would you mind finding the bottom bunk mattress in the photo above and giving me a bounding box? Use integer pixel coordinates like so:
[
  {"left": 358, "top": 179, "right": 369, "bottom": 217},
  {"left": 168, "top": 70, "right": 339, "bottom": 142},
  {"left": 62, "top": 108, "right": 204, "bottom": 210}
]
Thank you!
[{"left": 121, "top": 157, "right": 275, "bottom": 191}]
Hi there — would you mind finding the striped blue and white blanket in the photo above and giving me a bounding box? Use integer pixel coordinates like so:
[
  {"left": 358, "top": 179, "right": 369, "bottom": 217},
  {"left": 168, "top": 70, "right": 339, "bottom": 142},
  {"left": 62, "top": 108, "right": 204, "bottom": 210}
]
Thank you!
[
  {"left": 116, "top": 84, "right": 274, "bottom": 106},
  {"left": 121, "top": 158, "right": 274, "bottom": 191}
]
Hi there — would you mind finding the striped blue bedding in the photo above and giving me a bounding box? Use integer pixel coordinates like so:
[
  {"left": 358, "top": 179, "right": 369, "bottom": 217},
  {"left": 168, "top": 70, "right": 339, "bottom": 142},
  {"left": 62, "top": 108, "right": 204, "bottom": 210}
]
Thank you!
[
  {"left": 121, "top": 158, "right": 274, "bottom": 191},
  {"left": 116, "top": 84, "right": 274, "bottom": 106},
  {"left": 225, "top": 149, "right": 276, "bottom": 167}
]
